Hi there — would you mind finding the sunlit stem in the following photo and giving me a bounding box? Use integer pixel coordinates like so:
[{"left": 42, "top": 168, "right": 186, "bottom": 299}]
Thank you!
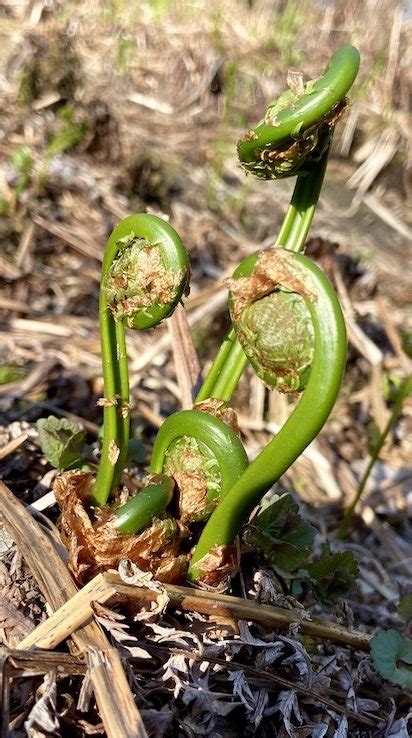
[
  {"left": 276, "top": 146, "right": 330, "bottom": 254},
  {"left": 90, "top": 280, "right": 128, "bottom": 507},
  {"left": 189, "top": 254, "right": 347, "bottom": 581}
]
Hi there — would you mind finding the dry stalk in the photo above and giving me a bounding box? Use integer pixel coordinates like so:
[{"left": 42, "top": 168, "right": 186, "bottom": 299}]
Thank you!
[
  {"left": 33, "top": 214, "right": 103, "bottom": 262},
  {"left": 0, "top": 481, "right": 148, "bottom": 738},
  {"left": 1, "top": 648, "right": 86, "bottom": 678},
  {"left": 19, "top": 570, "right": 371, "bottom": 653},
  {"left": 0, "top": 433, "right": 29, "bottom": 462},
  {"left": 168, "top": 303, "right": 202, "bottom": 407},
  {"left": 87, "top": 647, "right": 147, "bottom": 738}
]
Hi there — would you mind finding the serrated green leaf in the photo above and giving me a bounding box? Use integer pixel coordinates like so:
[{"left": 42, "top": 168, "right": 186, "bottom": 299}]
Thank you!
[
  {"left": 247, "top": 493, "right": 316, "bottom": 571},
  {"left": 398, "top": 593, "right": 412, "bottom": 623},
  {"left": 306, "top": 542, "right": 359, "bottom": 605},
  {"left": 371, "top": 629, "right": 412, "bottom": 689},
  {"left": 36, "top": 416, "right": 86, "bottom": 471}
]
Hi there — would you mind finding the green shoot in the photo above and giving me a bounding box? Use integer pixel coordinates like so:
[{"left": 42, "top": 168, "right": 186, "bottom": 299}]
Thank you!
[{"left": 338, "top": 374, "right": 412, "bottom": 538}]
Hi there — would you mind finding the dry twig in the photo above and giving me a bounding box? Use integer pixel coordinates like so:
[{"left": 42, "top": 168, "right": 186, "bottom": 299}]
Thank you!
[{"left": 19, "top": 570, "right": 371, "bottom": 653}]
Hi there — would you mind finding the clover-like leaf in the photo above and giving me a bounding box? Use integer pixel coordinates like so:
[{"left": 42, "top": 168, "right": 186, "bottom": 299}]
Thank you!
[
  {"left": 371, "top": 629, "right": 412, "bottom": 689},
  {"left": 37, "top": 416, "right": 86, "bottom": 471},
  {"left": 246, "top": 493, "right": 316, "bottom": 571},
  {"left": 306, "top": 542, "right": 359, "bottom": 605}
]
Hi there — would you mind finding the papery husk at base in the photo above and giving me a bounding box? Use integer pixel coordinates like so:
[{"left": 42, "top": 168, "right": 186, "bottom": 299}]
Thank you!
[
  {"left": 53, "top": 470, "right": 189, "bottom": 584},
  {"left": 194, "top": 398, "right": 241, "bottom": 437},
  {"left": 193, "top": 544, "right": 238, "bottom": 589}
]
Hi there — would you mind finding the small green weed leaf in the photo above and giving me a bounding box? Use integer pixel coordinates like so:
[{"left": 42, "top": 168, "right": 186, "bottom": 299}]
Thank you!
[
  {"left": 371, "top": 629, "right": 412, "bottom": 689},
  {"left": 46, "top": 121, "right": 89, "bottom": 157},
  {"left": 247, "top": 493, "right": 316, "bottom": 571},
  {"left": 37, "top": 416, "right": 86, "bottom": 471},
  {"left": 10, "top": 145, "right": 33, "bottom": 196},
  {"left": 398, "top": 593, "right": 412, "bottom": 623},
  {"left": 401, "top": 330, "right": 412, "bottom": 359},
  {"left": 306, "top": 542, "right": 359, "bottom": 604}
]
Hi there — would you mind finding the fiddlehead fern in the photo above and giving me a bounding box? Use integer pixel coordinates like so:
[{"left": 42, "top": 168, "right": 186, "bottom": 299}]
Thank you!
[
  {"left": 189, "top": 249, "right": 346, "bottom": 581},
  {"left": 90, "top": 214, "right": 190, "bottom": 507},
  {"left": 229, "top": 250, "right": 314, "bottom": 392},
  {"left": 150, "top": 404, "right": 248, "bottom": 523},
  {"left": 53, "top": 44, "right": 360, "bottom": 591},
  {"left": 195, "top": 45, "right": 359, "bottom": 405},
  {"left": 188, "top": 45, "right": 360, "bottom": 582},
  {"left": 237, "top": 44, "right": 360, "bottom": 181}
]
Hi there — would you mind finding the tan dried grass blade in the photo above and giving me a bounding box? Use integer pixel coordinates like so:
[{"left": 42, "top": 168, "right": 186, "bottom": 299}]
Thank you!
[
  {"left": 0, "top": 481, "right": 147, "bottom": 738},
  {"left": 18, "top": 573, "right": 116, "bottom": 650},
  {"left": 0, "top": 433, "right": 29, "bottom": 462},
  {"left": 168, "top": 302, "right": 202, "bottom": 408},
  {"left": 88, "top": 647, "right": 147, "bottom": 738}
]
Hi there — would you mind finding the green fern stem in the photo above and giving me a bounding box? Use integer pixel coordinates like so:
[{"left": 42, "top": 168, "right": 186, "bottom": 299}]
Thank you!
[
  {"left": 197, "top": 45, "right": 359, "bottom": 404},
  {"left": 90, "top": 214, "right": 190, "bottom": 507},
  {"left": 338, "top": 373, "right": 412, "bottom": 538},
  {"left": 188, "top": 251, "right": 347, "bottom": 580},
  {"left": 114, "top": 474, "right": 175, "bottom": 534},
  {"left": 237, "top": 44, "right": 360, "bottom": 178}
]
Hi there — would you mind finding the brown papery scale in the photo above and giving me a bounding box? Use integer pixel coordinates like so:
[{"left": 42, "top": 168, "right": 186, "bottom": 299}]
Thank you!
[{"left": 104, "top": 234, "right": 185, "bottom": 328}]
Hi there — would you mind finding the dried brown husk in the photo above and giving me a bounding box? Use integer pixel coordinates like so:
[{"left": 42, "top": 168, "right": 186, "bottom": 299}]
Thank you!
[
  {"left": 53, "top": 470, "right": 189, "bottom": 584},
  {"left": 163, "top": 436, "right": 218, "bottom": 523},
  {"left": 229, "top": 248, "right": 316, "bottom": 321},
  {"left": 170, "top": 465, "right": 209, "bottom": 522},
  {"left": 194, "top": 398, "right": 241, "bottom": 437},
  {"left": 164, "top": 401, "right": 240, "bottom": 523},
  {"left": 193, "top": 544, "right": 238, "bottom": 589},
  {"left": 105, "top": 241, "right": 184, "bottom": 325}
]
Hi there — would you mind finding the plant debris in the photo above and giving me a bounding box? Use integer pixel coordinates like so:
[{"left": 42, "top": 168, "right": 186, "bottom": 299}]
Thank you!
[{"left": 53, "top": 470, "right": 189, "bottom": 584}]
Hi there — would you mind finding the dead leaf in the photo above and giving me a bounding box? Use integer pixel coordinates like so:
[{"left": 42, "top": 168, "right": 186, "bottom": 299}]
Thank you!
[{"left": 54, "top": 470, "right": 189, "bottom": 584}]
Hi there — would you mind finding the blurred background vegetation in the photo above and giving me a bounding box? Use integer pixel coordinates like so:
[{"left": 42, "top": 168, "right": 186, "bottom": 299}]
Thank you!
[{"left": 1, "top": 0, "right": 410, "bottom": 241}]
